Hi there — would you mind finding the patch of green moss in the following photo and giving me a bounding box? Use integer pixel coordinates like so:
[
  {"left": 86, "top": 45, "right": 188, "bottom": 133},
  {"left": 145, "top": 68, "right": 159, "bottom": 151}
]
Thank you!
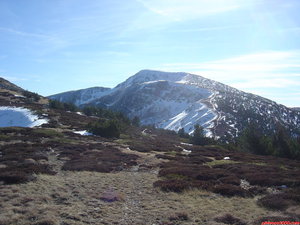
[
  {"left": 165, "top": 151, "right": 178, "bottom": 156},
  {"left": 52, "top": 137, "right": 75, "bottom": 144},
  {"left": 120, "top": 134, "right": 130, "bottom": 139},
  {"left": 114, "top": 138, "right": 131, "bottom": 145},
  {"left": 204, "top": 159, "right": 240, "bottom": 167},
  {"left": 250, "top": 162, "right": 268, "bottom": 166}
]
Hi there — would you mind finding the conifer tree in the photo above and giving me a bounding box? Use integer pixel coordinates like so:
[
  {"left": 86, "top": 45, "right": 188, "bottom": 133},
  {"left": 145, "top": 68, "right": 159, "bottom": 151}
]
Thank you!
[{"left": 190, "top": 124, "right": 206, "bottom": 145}]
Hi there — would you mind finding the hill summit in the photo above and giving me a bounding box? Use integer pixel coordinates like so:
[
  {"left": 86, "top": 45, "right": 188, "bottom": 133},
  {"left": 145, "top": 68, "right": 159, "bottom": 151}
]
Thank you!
[{"left": 50, "top": 70, "right": 300, "bottom": 141}]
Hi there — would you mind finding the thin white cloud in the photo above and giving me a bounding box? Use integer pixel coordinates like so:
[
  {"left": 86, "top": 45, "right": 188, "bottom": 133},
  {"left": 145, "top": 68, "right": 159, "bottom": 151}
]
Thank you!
[
  {"left": 0, "top": 27, "right": 52, "bottom": 39},
  {"left": 0, "top": 26, "right": 69, "bottom": 54},
  {"left": 1, "top": 76, "right": 27, "bottom": 82},
  {"left": 247, "top": 89, "right": 300, "bottom": 107},
  {"left": 159, "top": 50, "right": 300, "bottom": 106},
  {"left": 161, "top": 50, "right": 300, "bottom": 80},
  {"left": 169, "top": 25, "right": 240, "bottom": 33},
  {"left": 231, "top": 78, "right": 300, "bottom": 89},
  {"left": 137, "top": 0, "right": 245, "bottom": 21}
]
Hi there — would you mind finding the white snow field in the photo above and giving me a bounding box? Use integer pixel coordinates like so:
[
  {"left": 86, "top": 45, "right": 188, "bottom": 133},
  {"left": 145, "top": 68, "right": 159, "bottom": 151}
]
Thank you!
[{"left": 0, "top": 106, "right": 48, "bottom": 128}]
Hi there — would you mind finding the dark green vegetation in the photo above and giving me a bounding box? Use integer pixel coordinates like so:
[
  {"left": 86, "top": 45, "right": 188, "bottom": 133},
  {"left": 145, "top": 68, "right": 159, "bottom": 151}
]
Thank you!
[
  {"left": 189, "top": 124, "right": 215, "bottom": 145},
  {"left": 87, "top": 119, "right": 121, "bottom": 138},
  {"left": 178, "top": 123, "right": 300, "bottom": 160},
  {"left": 22, "top": 90, "right": 41, "bottom": 103},
  {"left": 49, "top": 99, "right": 78, "bottom": 112},
  {"left": 237, "top": 123, "right": 300, "bottom": 159},
  {"left": 49, "top": 100, "right": 139, "bottom": 138}
]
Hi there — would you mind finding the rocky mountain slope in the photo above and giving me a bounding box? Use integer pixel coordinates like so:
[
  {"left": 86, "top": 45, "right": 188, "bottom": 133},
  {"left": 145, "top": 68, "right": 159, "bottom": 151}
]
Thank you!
[
  {"left": 50, "top": 70, "right": 300, "bottom": 141},
  {"left": 0, "top": 77, "right": 24, "bottom": 92},
  {"left": 51, "top": 86, "right": 111, "bottom": 106}
]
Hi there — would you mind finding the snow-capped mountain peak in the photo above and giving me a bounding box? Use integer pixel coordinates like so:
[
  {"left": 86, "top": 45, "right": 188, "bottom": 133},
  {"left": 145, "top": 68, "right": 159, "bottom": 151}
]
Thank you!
[
  {"left": 115, "top": 70, "right": 188, "bottom": 89},
  {"left": 49, "top": 70, "right": 300, "bottom": 141}
]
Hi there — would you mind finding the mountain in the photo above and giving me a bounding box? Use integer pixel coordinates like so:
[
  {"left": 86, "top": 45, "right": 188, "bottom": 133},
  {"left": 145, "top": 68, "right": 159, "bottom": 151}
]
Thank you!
[
  {"left": 49, "top": 70, "right": 300, "bottom": 140},
  {"left": 48, "top": 86, "right": 111, "bottom": 106},
  {"left": 0, "top": 77, "right": 24, "bottom": 92},
  {"left": 293, "top": 107, "right": 300, "bottom": 111}
]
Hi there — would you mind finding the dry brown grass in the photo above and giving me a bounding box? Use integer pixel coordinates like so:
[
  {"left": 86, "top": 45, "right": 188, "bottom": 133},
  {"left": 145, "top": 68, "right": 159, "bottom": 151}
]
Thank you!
[{"left": 0, "top": 167, "right": 276, "bottom": 225}]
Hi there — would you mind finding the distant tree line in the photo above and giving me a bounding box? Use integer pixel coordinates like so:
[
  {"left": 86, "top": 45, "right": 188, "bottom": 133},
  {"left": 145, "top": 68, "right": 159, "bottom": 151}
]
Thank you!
[
  {"left": 237, "top": 123, "right": 300, "bottom": 159},
  {"left": 49, "top": 99, "right": 78, "bottom": 112},
  {"left": 48, "top": 100, "right": 141, "bottom": 138},
  {"left": 178, "top": 122, "right": 300, "bottom": 160}
]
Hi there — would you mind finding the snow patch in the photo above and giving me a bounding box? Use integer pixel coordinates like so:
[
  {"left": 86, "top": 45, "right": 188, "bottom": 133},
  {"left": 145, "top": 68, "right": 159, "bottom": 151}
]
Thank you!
[
  {"left": 73, "top": 130, "right": 92, "bottom": 136},
  {"left": 182, "top": 149, "right": 192, "bottom": 154},
  {"left": 180, "top": 142, "right": 193, "bottom": 146},
  {"left": 142, "top": 80, "right": 166, "bottom": 85},
  {"left": 0, "top": 106, "right": 48, "bottom": 128},
  {"left": 14, "top": 95, "right": 25, "bottom": 98},
  {"left": 165, "top": 110, "right": 188, "bottom": 130}
]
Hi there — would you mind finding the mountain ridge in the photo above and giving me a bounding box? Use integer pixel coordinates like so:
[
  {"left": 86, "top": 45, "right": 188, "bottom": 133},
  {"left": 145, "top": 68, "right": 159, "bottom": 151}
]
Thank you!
[
  {"left": 49, "top": 70, "right": 300, "bottom": 141},
  {"left": 0, "top": 77, "right": 24, "bottom": 92}
]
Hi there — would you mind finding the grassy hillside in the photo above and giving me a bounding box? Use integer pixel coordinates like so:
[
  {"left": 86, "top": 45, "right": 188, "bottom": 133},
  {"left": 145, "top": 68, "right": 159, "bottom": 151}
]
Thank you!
[{"left": 0, "top": 85, "right": 299, "bottom": 224}]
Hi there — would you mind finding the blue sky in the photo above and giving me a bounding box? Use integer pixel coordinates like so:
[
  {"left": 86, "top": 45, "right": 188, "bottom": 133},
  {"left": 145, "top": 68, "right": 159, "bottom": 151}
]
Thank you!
[{"left": 0, "top": 0, "right": 299, "bottom": 107}]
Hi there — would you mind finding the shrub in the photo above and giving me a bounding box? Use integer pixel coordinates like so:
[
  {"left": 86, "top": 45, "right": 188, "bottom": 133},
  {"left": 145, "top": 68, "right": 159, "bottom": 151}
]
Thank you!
[
  {"left": 213, "top": 184, "right": 247, "bottom": 197},
  {"left": 218, "top": 175, "right": 241, "bottom": 185},
  {"left": 49, "top": 99, "right": 79, "bottom": 112},
  {"left": 61, "top": 144, "right": 138, "bottom": 173},
  {"left": 214, "top": 214, "right": 247, "bottom": 225},
  {"left": 169, "top": 212, "right": 188, "bottom": 221},
  {"left": 22, "top": 90, "right": 40, "bottom": 102},
  {"left": 257, "top": 191, "right": 300, "bottom": 210},
  {"left": 87, "top": 119, "right": 120, "bottom": 138},
  {"left": 131, "top": 116, "right": 140, "bottom": 127},
  {"left": 0, "top": 143, "right": 55, "bottom": 184},
  {"left": 177, "top": 128, "right": 189, "bottom": 138},
  {"left": 153, "top": 179, "right": 190, "bottom": 192},
  {"left": 257, "top": 194, "right": 290, "bottom": 210},
  {"left": 0, "top": 171, "right": 35, "bottom": 184}
]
